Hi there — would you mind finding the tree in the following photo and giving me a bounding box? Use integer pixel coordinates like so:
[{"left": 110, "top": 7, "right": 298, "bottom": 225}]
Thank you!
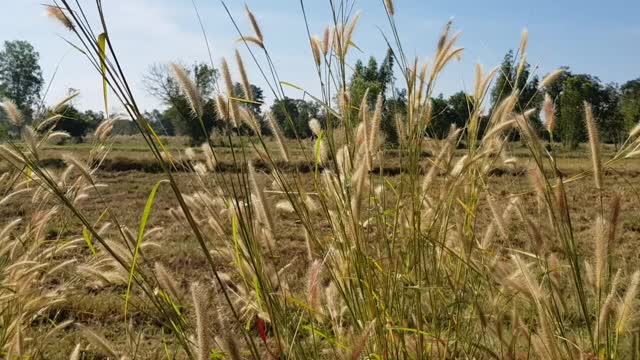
[
  {"left": 144, "top": 109, "right": 175, "bottom": 136},
  {"left": 349, "top": 49, "right": 397, "bottom": 145},
  {"left": 427, "top": 91, "right": 474, "bottom": 139},
  {"left": 270, "top": 97, "right": 321, "bottom": 138},
  {"left": 599, "top": 83, "right": 624, "bottom": 145},
  {"left": 234, "top": 82, "right": 266, "bottom": 135},
  {"left": 144, "top": 62, "right": 221, "bottom": 144},
  {"left": 620, "top": 79, "right": 640, "bottom": 132},
  {"left": 491, "top": 50, "right": 542, "bottom": 136},
  {"left": 0, "top": 41, "right": 44, "bottom": 117},
  {"left": 557, "top": 74, "right": 617, "bottom": 149},
  {"left": 48, "top": 104, "right": 93, "bottom": 140}
]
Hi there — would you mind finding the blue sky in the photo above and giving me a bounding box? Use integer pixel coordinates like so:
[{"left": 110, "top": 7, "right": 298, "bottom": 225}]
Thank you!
[{"left": 1, "top": 0, "right": 639, "bottom": 112}]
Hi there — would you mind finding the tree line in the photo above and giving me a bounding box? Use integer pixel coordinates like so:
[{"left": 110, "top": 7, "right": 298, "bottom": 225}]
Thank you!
[{"left": 1, "top": 39, "right": 639, "bottom": 150}]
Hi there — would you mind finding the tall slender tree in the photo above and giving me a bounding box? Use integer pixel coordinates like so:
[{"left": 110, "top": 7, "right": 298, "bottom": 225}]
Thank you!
[{"left": 0, "top": 40, "right": 44, "bottom": 118}]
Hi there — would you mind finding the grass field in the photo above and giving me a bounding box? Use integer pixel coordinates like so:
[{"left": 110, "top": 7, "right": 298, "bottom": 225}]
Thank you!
[
  {"left": 3, "top": 1, "right": 640, "bottom": 358},
  {"left": 2, "top": 135, "right": 640, "bottom": 358}
]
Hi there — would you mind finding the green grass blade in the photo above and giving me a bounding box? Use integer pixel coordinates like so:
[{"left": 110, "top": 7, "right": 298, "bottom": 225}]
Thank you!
[
  {"left": 82, "top": 226, "right": 97, "bottom": 256},
  {"left": 98, "top": 33, "right": 108, "bottom": 117},
  {"left": 124, "top": 180, "right": 164, "bottom": 321}
]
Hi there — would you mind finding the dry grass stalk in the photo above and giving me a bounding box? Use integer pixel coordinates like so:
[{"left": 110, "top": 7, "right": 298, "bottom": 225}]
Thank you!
[
  {"left": 170, "top": 63, "right": 203, "bottom": 118},
  {"left": 384, "top": 0, "right": 395, "bottom": 16},
  {"left": 235, "top": 50, "right": 253, "bottom": 101},
  {"left": 584, "top": 102, "right": 602, "bottom": 190},
  {"left": 1, "top": 99, "right": 23, "bottom": 126},
  {"left": 46, "top": 5, "right": 74, "bottom": 31}
]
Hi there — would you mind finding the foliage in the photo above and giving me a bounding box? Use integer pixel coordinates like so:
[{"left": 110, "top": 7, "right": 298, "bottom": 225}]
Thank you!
[
  {"left": 144, "top": 109, "right": 175, "bottom": 136},
  {"left": 349, "top": 49, "right": 398, "bottom": 145},
  {"left": 270, "top": 97, "right": 321, "bottom": 138},
  {"left": 0, "top": 40, "right": 44, "bottom": 117},
  {"left": 144, "top": 63, "right": 221, "bottom": 144},
  {"left": 48, "top": 104, "right": 95, "bottom": 140},
  {"left": 429, "top": 91, "right": 474, "bottom": 138},
  {"left": 491, "top": 50, "right": 542, "bottom": 137},
  {"left": 558, "top": 74, "right": 621, "bottom": 148},
  {"left": 620, "top": 78, "right": 640, "bottom": 132}
]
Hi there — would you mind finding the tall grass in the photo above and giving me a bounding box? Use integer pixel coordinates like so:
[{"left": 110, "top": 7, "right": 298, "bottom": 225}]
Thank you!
[{"left": 1, "top": 0, "right": 640, "bottom": 358}]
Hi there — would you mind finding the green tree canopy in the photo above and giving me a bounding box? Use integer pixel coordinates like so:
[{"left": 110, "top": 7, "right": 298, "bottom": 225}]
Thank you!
[
  {"left": 620, "top": 78, "right": 640, "bottom": 132},
  {"left": 557, "top": 74, "right": 620, "bottom": 148},
  {"left": 349, "top": 49, "right": 399, "bottom": 145},
  {"left": 0, "top": 41, "right": 44, "bottom": 117},
  {"left": 429, "top": 91, "right": 475, "bottom": 139},
  {"left": 144, "top": 62, "right": 221, "bottom": 144},
  {"left": 270, "top": 97, "right": 321, "bottom": 139},
  {"left": 47, "top": 104, "right": 95, "bottom": 140},
  {"left": 491, "top": 50, "right": 542, "bottom": 136}
]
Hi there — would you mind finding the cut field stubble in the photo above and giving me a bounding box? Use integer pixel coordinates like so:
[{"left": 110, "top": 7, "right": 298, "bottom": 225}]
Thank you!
[{"left": 1, "top": 0, "right": 640, "bottom": 359}]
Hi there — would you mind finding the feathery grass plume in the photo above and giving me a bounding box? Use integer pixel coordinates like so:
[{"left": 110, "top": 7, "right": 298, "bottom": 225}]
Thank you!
[
  {"left": 394, "top": 113, "right": 405, "bottom": 142},
  {"left": 322, "top": 26, "right": 331, "bottom": 55},
  {"left": 235, "top": 50, "right": 253, "bottom": 101},
  {"left": 369, "top": 94, "right": 383, "bottom": 155},
  {"left": 218, "top": 312, "right": 241, "bottom": 360},
  {"left": 78, "top": 325, "right": 119, "bottom": 358},
  {"left": 487, "top": 195, "right": 508, "bottom": 239},
  {"left": 215, "top": 95, "right": 230, "bottom": 121},
  {"left": 538, "top": 69, "right": 565, "bottom": 89},
  {"left": 608, "top": 193, "right": 621, "bottom": 246},
  {"left": 319, "top": 136, "right": 328, "bottom": 164},
  {"left": 597, "top": 269, "right": 622, "bottom": 338},
  {"left": 437, "top": 18, "right": 454, "bottom": 54},
  {"left": 1, "top": 99, "right": 23, "bottom": 126},
  {"left": 239, "top": 108, "right": 261, "bottom": 135},
  {"left": 46, "top": 5, "right": 74, "bottom": 31},
  {"left": 519, "top": 28, "right": 528, "bottom": 55},
  {"left": 422, "top": 126, "right": 461, "bottom": 192},
  {"left": 515, "top": 53, "right": 527, "bottom": 83},
  {"left": 629, "top": 122, "right": 640, "bottom": 138},
  {"left": 35, "top": 114, "right": 62, "bottom": 131},
  {"left": 266, "top": 112, "right": 290, "bottom": 162},
  {"left": 248, "top": 161, "right": 275, "bottom": 249},
  {"left": 276, "top": 200, "right": 295, "bottom": 213},
  {"left": 94, "top": 117, "right": 116, "bottom": 141},
  {"left": 201, "top": 143, "right": 217, "bottom": 170},
  {"left": 384, "top": 0, "right": 395, "bottom": 16},
  {"left": 617, "top": 271, "right": 640, "bottom": 334},
  {"left": 311, "top": 36, "right": 322, "bottom": 66},
  {"left": 69, "top": 344, "right": 81, "bottom": 360},
  {"left": 343, "top": 11, "right": 361, "bottom": 57},
  {"left": 349, "top": 321, "right": 375, "bottom": 360},
  {"left": 306, "top": 260, "right": 323, "bottom": 314},
  {"left": 309, "top": 118, "right": 322, "bottom": 137},
  {"left": 184, "top": 147, "right": 196, "bottom": 161},
  {"left": 536, "top": 302, "right": 561, "bottom": 359},
  {"left": 191, "top": 282, "right": 210, "bottom": 360},
  {"left": 170, "top": 63, "right": 203, "bottom": 119},
  {"left": 236, "top": 35, "right": 264, "bottom": 48},
  {"left": 221, "top": 58, "right": 239, "bottom": 126},
  {"left": 339, "top": 89, "right": 350, "bottom": 116},
  {"left": 244, "top": 4, "right": 263, "bottom": 43},
  {"left": 154, "top": 262, "right": 181, "bottom": 302},
  {"left": 62, "top": 154, "right": 93, "bottom": 183},
  {"left": 593, "top": 216, "right": 607, "bottom": 293},
  {"left": 541, "top": 93, "right": 555, "bottom": 135},
  {"left": 584, "top": 102, "right": 602, "bottom": 190},
  {"left": 46, "top": 131, "right": 71, "bottom": 144}
]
